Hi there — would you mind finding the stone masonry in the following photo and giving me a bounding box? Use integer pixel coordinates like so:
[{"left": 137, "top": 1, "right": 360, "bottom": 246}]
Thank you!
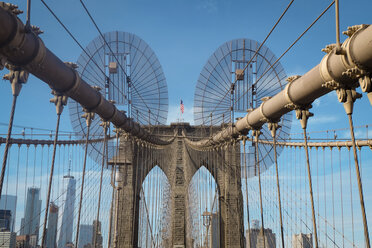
[{"left": 109, "top": 123, "right": 245, "bottom": 248}]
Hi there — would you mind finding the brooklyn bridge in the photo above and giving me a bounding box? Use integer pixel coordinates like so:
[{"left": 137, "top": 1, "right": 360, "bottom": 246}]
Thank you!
[{"left": 0, "top": 0, "right": 372, "bottom": 247}]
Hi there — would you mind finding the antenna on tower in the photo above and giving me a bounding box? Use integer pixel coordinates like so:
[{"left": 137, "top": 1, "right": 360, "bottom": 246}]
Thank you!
[
  {"left": 64, "top": 159, "right": 74, "bottom": 179},
  {"left": 68, "top": 159, "right": 71, "bottom": 176}
]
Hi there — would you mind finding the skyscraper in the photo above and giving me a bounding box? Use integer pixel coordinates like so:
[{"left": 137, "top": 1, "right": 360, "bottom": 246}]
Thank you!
[
  {"left": 0, "top": 195, "right": 17, "bottom": 232},
  {"left": 0, "top": 231, "right": 16, "bottom": 248},
  {"left": 92, "top": 220, "right": 102, "bottom": 248},
  {"left": 57, "top": 173, "right": 76, "bottom": 248},
  {"left": 209, "top": 213, "right": 220, "bottom": 248},
  {"left": 0, "top": 210, "right": 12, "bottom": 231},
  {"left": 78, "top": 224, "right": 93, "bottom": 248},
  {"left": 20, "top": 188, "right": 42, "bottom": 245},
  {"left": 246, "top": 221, "right": 276, "bottom": 248},
  {"left": 292, "top": 233, "right": 313, "bottom": 248},
  {"left": 46, "top": 203, "right": 59, "bottom": 248}
]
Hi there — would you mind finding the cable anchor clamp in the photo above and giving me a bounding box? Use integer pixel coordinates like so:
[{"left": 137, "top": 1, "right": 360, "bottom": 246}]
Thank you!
[
  {"left": 3, "top": 63, "right": 29, "bottom": 96},
  {"left": 82, "top": 108, "right": 95, "bottom": 127},
  {"left": 50, "top": 90, "right": 68, "bottom": 115}
]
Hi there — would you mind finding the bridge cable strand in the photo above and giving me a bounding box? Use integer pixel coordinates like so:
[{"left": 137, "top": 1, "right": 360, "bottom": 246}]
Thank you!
[
  {"left": 268, "top": 122, "right": 286, "bottom": 248},
  {"left": 40, "top": 90, "right": 68, "bottom": 248},
  {"left": 132, "top": 140, "right": 141, "bottom": 246},
  {"left": 201, "top": 0, "right": 295, "bottom": 126},
  {"left": 234, "top": 0, "right": 335, "bottom": 107},
  {"left": 107, "top": 129, "right": 120, "bottom": 248},
  {"left": 296, "top": 106, "right": 319, "bottom": 248},
  {"left": 93, "top": 120, "right": 109, "bottom": 247},
  {"left": 0, "top": 140, "right": 111, "bottom": 247},
  {"left": 348, "top": 148, "right": 355, "bottom": 245},
  {"left": 74, "top": 110, "right": 94, "bottom": 248},
  {"left": 0, "top": 66, "right": 28, "bottom": 198},
  {"left": 348, "top": 113, "right": 370, "bottom": 247},
  {"left": 252, "top": 129, "right": 266, "bottom": 248},
  {"left": 114, "top": 166, "right": 120, "bottom": 248},
  {"left": 39, "top": 0, "right": 128, "bottom": 101},
  {"left": 335, "top": 83, "right": 371, "bottom": 247},
  {"left": 334, "top": 0, "right": 342, "bottom": 54},
  {"left": 243, "top": 138, "right": 252, "bottom": 248},
  {"left": 113, "top": 129, "right": 123, "bottom": 248},
  {"left": 338, "top": 147, "right": 345, "bottom": 248},
  {"left": 78, "top": 0, "right": 154, "bottom": 117}
]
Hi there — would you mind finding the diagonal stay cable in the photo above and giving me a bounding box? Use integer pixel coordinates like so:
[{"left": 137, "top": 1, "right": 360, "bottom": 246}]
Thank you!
[
  {"left": 201, "top": 0, "right": 295, "bottom": 125},
  {"left": 78, "top": 0, "right": 153, "bottom": 116},
  {"left": 234, "top": 0, "right": 335, "bottom": 106},
  {"left": 40, "top": 0, "right": 129, "bottom": 103}
]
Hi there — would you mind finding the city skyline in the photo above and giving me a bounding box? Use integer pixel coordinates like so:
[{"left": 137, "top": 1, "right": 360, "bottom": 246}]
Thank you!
[
  {"left": 0, "top": 0, "right": 371, "bottom": 247},
  {"left": 57, "top": 173, "right": 76, "bottom": 248},
  {"left": 20, "top": 187, "right": 41, "bottom": 244}
]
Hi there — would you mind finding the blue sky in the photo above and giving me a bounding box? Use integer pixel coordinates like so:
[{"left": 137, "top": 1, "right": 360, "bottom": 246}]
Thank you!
[
  {"left": 1, "top": 0, "right": 371, "bottom": 131},
  {"left": 1, "top": 0, "right": 372, "bottom": 246}
]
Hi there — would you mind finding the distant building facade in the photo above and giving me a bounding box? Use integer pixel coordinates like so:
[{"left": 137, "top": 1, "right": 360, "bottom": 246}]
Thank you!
[
  {"left": 78, "top": 225, "right": 93, "bottom": 248},
  {"left": 209, "top": 213, "right": 220, "bottom": 248},
  {"left": 28, "top": 235, "right": 37, "bottom": 248},
  {"left": 57, "top": 174, "right": 76, "bottom": 248},
  {"left": 92, "top": 221, "right": 102, "bottom": 248},
  {"left": 0, "top": 195, "right": 17, "bottom": 232},
  {"left": 292, "top": 233, "right": 313, "bottom": 248},
  {"left": 0, "top": 231, "right": 16, "bottom": 248},
  {"left": 0, "top": 210, "right": 12, "bottom": 231},
  {"left": 16, "top": 235, "right": 30, "bottom": 248},
  {"left": 246, "top": 228, "right": 276, "bottom": 248},
  {"left": 20, "top": 188, "right": 41, "bottom": 246},
  {"left": 46, "top": 203, "right": 59, "bottom": 248}
]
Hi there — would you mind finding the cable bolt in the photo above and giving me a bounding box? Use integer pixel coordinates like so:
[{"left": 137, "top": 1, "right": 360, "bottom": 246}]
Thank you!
[
  {"left": 64, "top": 62, "right": 78, "bottom": 70},
  {"left": 31, "top": 25, "right": 44, "bottom": 35},
  {"left": 0, "top": 2, "right": 23, "bottom": 15},
  {"left": 343, "top": 24, "right": 369, "bottom": 38}
]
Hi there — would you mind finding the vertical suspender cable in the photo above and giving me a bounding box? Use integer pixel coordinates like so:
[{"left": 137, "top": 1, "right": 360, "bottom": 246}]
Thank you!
[
  {"left": 40, "top": 113, "right": 60, "bottom": 248},
  {"left": 93, "top": 121, "right": 108, "bottom": 248},
  {"left": 348, "top": 147, "right": 355, "bottom": 245},
  {"left": 338, "top": 147, "right": 345, "bottom": 248},
  {"left": 243, "top": 138, "right": 252, "bottom": 248},
  {"left": 132, "top": 140, "right": 141, "bottom": 246},
  {"left": 347, "top": 113, "right": 370, "bottom": 247},
  {"left": 108, "top": 130, "right": 119, "bottom": 248},
  {"left": 334, "top": 0, "right": 342, "bottom": 54},
  {"left": 75, "top": 111, "right": 93, "bottom": 247},
  {"left": 303, "top": 128, "right": 319, "bottom": 248},
  {"left": 297, "top": 108, "right": 318, "bottom": 248},
  {"left": 253, "top": 130, "right": 266, "bottom": 248},
  {"left": 0, "top": 68, "right": 28, "bottom": 198},
  {"left": 0, "top": 95, "right": 17, "bottom": 198},
  {"left": 268, "top": 123, "right": 285, "bottom": 248},
  {"left": 337, "top": 87, "right": 370, "bottom": 247},
  {"left": 41, "top": 91, "right": 67, "bottom": 248}
]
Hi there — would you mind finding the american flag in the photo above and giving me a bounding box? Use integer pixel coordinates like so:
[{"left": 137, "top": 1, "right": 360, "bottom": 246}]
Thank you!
[{"left": 180, "top": 99, "right": 184, "bottom": 114}]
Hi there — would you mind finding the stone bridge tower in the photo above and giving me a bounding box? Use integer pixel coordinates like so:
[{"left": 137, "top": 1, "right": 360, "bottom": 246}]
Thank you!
[{"left": 110, "top": 123, "right": 245, "bottom": 248}]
